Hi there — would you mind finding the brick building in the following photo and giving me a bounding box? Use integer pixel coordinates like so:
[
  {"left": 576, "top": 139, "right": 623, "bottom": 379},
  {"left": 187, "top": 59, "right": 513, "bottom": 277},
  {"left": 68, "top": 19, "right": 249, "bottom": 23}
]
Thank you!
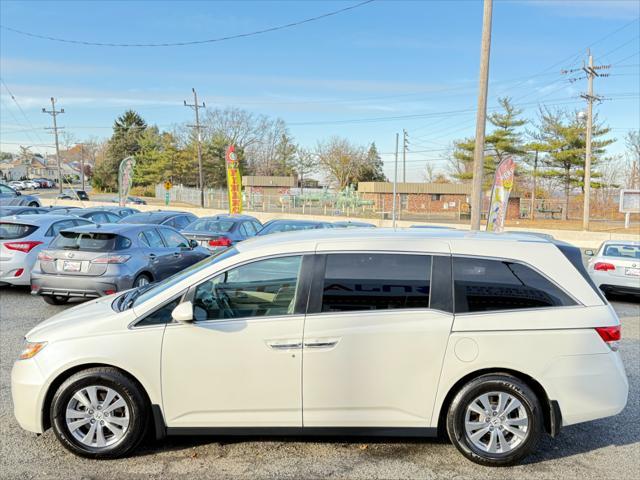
[{"left": 357, "top": 182, "right": 521, "bottom": 220}]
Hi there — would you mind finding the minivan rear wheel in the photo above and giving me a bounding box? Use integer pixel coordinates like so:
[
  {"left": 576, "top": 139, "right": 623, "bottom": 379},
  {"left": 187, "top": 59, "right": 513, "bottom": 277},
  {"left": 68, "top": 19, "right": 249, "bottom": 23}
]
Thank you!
[
  {"left": 446, "top": 374, "right": 542, "bottom": 466},
  {"left": 50, "top": 367, "right": 148, "bottom": 459},
  {"left": 42, "top": 295, "right": 69, "bottom": 305}
]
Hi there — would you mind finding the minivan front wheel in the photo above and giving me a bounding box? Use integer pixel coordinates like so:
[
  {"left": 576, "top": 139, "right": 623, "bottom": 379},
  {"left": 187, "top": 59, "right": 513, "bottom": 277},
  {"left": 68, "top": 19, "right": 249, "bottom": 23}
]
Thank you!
[
  {"left": 50, "top": 367, "right": 148, "bottom": 459},
  {"left": 446, "top": 374, "right": 542, "bottom": 466}
]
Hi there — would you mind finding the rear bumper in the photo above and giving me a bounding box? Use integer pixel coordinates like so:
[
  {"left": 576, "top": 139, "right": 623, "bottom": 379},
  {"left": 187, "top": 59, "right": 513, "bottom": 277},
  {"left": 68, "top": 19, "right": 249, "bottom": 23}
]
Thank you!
[
  {"left": 0, "top": 253, "right": 34, "bottom": 286},
  {"left": 591, "top": 271, "right": 640, "bottom": 294},
  {"left": 31, "top": 271, "right": 134, "bottom": 298},
  {"left": 599, "top": 284, "right": 640, "bottom": 298}
]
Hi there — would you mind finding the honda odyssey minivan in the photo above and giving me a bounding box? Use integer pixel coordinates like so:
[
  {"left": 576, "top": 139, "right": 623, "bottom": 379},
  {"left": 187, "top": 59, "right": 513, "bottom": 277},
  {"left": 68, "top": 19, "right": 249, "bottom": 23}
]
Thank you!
[{"left": 11, "top": 229, "right": 628, "bottom": 466}]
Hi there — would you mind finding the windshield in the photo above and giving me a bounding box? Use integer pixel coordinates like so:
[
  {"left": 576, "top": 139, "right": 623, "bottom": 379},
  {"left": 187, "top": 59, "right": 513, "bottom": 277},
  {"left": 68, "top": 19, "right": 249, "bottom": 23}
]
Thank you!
[
  {"left": 51, "top": 231, "right": 130, "bottom": 251},
  {"left": 130, "top": 247, "right": 239, "bottom": 308},
  {"left": 119, "top": 215, "right": 163, "bottom": 224},
  {"left": 263, "top": 222, "right": 319, "bottom": 234},
  {"left": 602, "top": 244, "right": 640, "bottom": 259},
  {"left": 0, "top": 223, "right": 38, "bottom": 239},
  {"left": 187, "top": 219, "right": 234, "bottom": 232}
]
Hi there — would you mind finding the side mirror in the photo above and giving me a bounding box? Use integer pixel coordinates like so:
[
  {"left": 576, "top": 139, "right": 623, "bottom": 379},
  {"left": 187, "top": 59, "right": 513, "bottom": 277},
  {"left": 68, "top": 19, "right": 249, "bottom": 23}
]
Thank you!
[
  {"left": 584, "top": 249, "right": 595, "bottom": 256},
  {"left": 189, "top": 239, "right": 198, "bottom": 248},
  {"left": 171, "top": 301, "right": 194, "bottom": 323},
  {"left": 15, "top": 190, "right": 21, "bottom": 196}
]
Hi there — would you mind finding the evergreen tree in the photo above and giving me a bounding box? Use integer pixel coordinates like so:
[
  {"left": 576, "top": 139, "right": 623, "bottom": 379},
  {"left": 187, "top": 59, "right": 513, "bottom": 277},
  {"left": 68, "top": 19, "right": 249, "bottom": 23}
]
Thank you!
[{"left": 360, "top": 142, "right": 387, "bottom": 182}]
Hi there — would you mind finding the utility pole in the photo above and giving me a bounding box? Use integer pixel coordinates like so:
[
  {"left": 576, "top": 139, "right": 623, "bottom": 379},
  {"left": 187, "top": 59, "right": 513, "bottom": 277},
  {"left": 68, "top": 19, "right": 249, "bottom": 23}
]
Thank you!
[
  {"left": 470, "top": 0, "right": 493, "bottom": 231},
  {"left": 184, "top": 88, "right": 206, "bottom": 208},
  {"left": 530, "top": 149, "right": 539, "bottom": 220},
  {"left": 42, "top": 97, "right": 64, "bottom": 194},
  {"left": 562, "top": 50, "right": 609, "bottom": 230},
  {"left": 402, "top": 129, "right": 408, "bottom": 183},
  {"left": 80, "top": 143, "right": 85, "bottom": 191},
  {"left": 392, "top": 133, "right": 399, "bottom": 228}
]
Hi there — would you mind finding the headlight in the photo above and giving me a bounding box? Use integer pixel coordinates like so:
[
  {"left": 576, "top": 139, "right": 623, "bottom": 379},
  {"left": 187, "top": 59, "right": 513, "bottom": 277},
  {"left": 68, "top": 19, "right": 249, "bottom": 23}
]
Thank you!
[{"left": 18, "top": 341, "right": 47, "bottom": 360}]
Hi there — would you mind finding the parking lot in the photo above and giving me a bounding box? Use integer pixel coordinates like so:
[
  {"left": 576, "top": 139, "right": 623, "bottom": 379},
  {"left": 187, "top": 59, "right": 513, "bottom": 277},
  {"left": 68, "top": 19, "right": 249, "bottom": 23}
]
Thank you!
[{"left": 0, "top": 287, "right": 637, "bottom": 480}]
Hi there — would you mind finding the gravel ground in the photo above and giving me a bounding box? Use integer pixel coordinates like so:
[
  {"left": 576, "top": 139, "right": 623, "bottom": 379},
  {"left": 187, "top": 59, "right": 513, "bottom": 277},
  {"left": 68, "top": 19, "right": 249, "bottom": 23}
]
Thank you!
[{"left": 0, "top": 286, "right": 638, "bottom": 480}]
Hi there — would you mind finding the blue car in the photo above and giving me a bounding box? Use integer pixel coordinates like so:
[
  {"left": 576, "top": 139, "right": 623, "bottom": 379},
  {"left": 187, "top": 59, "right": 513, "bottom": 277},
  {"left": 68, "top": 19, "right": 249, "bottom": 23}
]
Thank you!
[
  {"left": 256, "top": 219, "right": 334, "bottom": 236},
  {"left": 181, "top": 214, "right": 263, "bottom": 252}
]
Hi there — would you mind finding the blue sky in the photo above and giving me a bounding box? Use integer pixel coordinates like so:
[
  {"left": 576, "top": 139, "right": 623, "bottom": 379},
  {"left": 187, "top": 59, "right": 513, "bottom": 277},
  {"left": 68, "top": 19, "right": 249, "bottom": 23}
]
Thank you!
[{"left": 1, "top": 0, "right": 638, "bottom": 180}]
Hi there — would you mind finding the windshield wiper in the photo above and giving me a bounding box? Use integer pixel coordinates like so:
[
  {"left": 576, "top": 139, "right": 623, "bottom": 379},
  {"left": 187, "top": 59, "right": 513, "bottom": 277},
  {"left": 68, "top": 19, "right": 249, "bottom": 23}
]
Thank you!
[{"left": 122, "top": 283, "right": 154, "bottom": 310}]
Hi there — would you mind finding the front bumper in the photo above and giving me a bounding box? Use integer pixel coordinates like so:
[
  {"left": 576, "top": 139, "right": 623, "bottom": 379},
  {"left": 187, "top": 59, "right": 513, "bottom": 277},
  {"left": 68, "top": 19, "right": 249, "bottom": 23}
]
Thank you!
[
  {"left": 11, "top": 359, "right": 46, "bottom": 434},
  {"left": 31, "top": 271, "right": 134, "bottom": 298}
]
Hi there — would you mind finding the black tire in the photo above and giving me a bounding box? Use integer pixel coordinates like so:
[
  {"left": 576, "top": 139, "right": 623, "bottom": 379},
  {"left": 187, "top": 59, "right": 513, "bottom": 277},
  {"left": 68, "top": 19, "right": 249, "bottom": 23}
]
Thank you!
[
  {"left": 133, "top": 273, "right": 152, "bottom": 288},
  {"left": 446, "top": 374, "right": 542, "bottom": 467},
  {"left": 42, "top": 295, "right": 69, "bottom": 305},
  {"left": 50, "top": 367, "right": 148, "bottom": 459},
  {"left": 28, "top": 201, "right": 40, "bottom": 207}
]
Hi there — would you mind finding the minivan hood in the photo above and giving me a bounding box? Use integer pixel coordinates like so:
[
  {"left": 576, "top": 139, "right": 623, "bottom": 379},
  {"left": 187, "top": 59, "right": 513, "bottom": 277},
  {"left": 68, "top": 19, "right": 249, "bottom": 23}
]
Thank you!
[{"left": 26, "top": 294, "right": 135, "bottom": 342}]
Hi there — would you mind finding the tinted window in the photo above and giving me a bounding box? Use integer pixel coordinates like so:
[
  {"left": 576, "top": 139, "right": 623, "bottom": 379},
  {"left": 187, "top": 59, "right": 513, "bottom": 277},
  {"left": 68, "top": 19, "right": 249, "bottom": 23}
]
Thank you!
[
  {"left": 86, "top": 212, "right": 108, "bottom": 224},
  {"left": 142, "top": 229, "right": 165, "bottom": 248},
  {"left": 188, "top": 219, "right": 235, "bottom": 232},
  {"left": 104, "top": 212, "right": 121, "bottom": 223},
  {"left": 136, "top": 297, "right": 181, "bottom": 327},
  {"left": 0, "top": 185, "right": 17, "bottom": 195},
  {"left": 172, "top": 215, "right": 193, "bottom": 230},
  {"left": 159, "top": 228, "right": 189, "bottom": 248},
  {"left": 453, "top": 257, "right": 576, "bottom": 313},
  {"left": 51, "top": 232, "right": 121, "bottom": 251},
  {"left": 0, "top": 223, "right": 37, "bottom": 239},
  {"left": 602, "top": 244, "right": 640, "bottom": 259},
  {"left": 193, "top": 256, "right": 302, "bottom": 321},
  {"left": 46, "top": 219, "right": 76, "bottom": 237},
  {"left": 321, "top": 254, "right": 431, "bottom": 313}
]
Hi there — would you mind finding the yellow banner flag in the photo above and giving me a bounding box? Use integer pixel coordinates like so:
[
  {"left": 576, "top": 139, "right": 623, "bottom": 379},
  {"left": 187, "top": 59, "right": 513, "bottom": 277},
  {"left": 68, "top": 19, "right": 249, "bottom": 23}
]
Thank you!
[{"left": 225, "top": 145, "right": 243, "bottom": 214}]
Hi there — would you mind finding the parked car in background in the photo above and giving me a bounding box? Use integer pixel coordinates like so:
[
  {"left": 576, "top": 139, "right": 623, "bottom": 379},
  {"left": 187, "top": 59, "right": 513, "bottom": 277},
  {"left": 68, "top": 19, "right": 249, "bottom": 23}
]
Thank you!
[
  {"left": 586, "top": 240, "right": 640, "bottom": 298},
  {"left": 57, "top": 189, "right": 90, "bottom": 201},
  {"left": 8, "top": 181, "right": 26, "bottom": 191},
  {"left": 410, "top": 224, "right": 456, "bottom": 229},
  {"left": 30, "top": 223, "right": 210, "bottom": 304},
  {"left": 0, "top": 214, "right": 93, "bottom": 286},
  {"left": 333, "top": 220, "right": 376, "bottom": 228},
  {"left": 32, "top": 178, "right": 54, "bottom": 188},
  {"left": 90, "top": 206, "right": 140, "bottom": 218},
  {"left": 0, "top": 183, "right": 41, "bottom": 207},
  {"left": 118, "top": 210, "right": 197, "bottom": 231},
  {"left": 12, "top": 229, "right": 628, "bottom": 465},
  {"left": 22, "top": 180, "right": 39, "bottom": 190},
  {"left": 111, "top": 196, "right": 147, "bottom": 205},
  {"left": 256, "top": 219, "right": 334, "bottom": 236},
  {"left": 69, "top": 207, "right": 123, "bottom": 224},
  {"left": 0, "top": 206, "right": 49, "bottom": 217},
  {"left": 181, "top": 214, "right": 262, "bottom": 252},
  {"left": 43, "top": 206, "right": 82, "bottom": 214}
]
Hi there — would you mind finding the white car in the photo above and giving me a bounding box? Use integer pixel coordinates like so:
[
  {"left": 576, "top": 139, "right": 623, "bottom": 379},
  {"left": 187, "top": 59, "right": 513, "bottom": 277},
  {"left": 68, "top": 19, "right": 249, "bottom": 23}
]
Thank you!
[
  {"left": 0, "top": 215, "right": 94, "bottom": 286},
  {"left": 586, "top": 240, "right": 640, "bottom": 298},
  {"left": 12, "top": 229, "right": 628, "bottom": 466},
  {"left": 8, "top": 181, "right": 26, "bottom": 191}
]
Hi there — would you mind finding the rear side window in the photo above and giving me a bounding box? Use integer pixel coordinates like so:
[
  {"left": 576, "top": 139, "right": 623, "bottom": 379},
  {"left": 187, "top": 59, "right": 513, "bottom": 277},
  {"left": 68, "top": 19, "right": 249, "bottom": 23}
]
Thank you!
[
  {"left": 46, "top": 219, "right": 77, "bottom": 237},
  {"left": 170, "top": 215, "right": 193, "bottom": 230},
  {"left": 453, "top": 257, "right": 576, "bottom": 313},
  {"left": 159, "top": 228, "right": 189, "bottom": 248},
  {"left": 0, "top": 223, "right": 37, "bottom": 239},
  {"left": 321, "top": 254, "right": 431, "bottom": 313},
  {"left": 51, "top": 232, "right": 131, "bottom": 251}
]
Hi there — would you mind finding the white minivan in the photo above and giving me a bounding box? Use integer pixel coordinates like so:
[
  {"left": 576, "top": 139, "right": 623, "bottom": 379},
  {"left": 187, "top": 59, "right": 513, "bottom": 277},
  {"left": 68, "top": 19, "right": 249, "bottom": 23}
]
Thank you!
[{"left": 12, "top": 229, "right": 628, "bottom": 466}]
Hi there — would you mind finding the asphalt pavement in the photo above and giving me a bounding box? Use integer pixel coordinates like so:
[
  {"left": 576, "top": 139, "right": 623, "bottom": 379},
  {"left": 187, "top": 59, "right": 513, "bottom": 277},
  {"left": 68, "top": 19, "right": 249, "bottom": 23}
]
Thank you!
[{"left": 0, "top": 286, "right": 638, "bottom": 480}]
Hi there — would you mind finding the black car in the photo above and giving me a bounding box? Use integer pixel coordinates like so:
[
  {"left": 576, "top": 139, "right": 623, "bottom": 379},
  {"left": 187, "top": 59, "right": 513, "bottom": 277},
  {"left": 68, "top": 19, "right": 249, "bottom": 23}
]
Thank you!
[
  {"left": 181, "top": 214, "right": 263, "bottom": 251},
  {"left": 0, "top": 206, "right": 49, "bottom": 217},
  {"left": 256, "top": 219, "right": 334, "bottom": 236},
  {"left": 118, "top": 210, "right": 198, "bottom": 231}
]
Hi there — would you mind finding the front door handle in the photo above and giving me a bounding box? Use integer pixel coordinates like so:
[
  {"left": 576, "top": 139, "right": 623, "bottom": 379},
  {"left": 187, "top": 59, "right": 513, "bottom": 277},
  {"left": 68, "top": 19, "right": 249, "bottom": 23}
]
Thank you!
[
  {"left": 304, "top": 338, "right": 340, "bottom": 349},
  {"left": 172, "top": 252, "right": 181, "bottom": 258},
  {"left": 267, "top": 341, "right": 302, "bottom": 350}
]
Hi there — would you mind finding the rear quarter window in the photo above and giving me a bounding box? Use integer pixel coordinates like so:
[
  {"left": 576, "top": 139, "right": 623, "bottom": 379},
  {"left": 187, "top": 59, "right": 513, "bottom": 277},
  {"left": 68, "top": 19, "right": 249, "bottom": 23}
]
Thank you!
[
  {"left": 453, "top": 256, "right": 576, "bottom": 313},
  {"left": 0, "top": 223, "right": 38, "bottom": 239}
]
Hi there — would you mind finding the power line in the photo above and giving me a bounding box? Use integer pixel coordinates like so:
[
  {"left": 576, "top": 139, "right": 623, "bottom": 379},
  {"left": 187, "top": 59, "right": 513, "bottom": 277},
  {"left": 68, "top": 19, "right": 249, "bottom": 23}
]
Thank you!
[{"left": 0, "top": 1, "right": 375, "bottom": 47}]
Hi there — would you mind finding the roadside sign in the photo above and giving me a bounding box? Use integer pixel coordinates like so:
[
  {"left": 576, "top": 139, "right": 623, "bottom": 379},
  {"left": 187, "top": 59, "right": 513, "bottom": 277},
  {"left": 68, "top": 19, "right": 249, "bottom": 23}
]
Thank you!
[
  {"left": 619, "top": 189, "right": 639, "bottom": 229},
  {"left": 164, "top": 180, "right": 172, "bottom": 191}
]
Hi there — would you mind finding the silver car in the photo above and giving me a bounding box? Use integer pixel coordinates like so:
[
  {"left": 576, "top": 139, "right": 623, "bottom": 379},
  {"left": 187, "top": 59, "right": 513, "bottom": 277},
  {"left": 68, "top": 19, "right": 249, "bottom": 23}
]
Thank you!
[
  {"left": 0, "top": 183, "right": 41, "bottom": 207},
  {"left": 31, "top": 223, "right": 210, "bottom": 304},
  {"left": 0, "top": 214, "right": 93, "bottom": 286},
  {"left": 586, "top": 240, "right": 640, "bottom": 298}
]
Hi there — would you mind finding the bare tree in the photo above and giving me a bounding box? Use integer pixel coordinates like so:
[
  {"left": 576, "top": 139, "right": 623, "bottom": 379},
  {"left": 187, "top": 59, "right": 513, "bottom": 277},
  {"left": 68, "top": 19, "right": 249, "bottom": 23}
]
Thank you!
[
  {"left": 624, "top": 130, "right": 640, "bottom": 189},
  {"left": 315, "top": 136, "right": 367, "bottom": 190},
  {"left": 291, "top": 147, "right": 317, "bottom": 193}
]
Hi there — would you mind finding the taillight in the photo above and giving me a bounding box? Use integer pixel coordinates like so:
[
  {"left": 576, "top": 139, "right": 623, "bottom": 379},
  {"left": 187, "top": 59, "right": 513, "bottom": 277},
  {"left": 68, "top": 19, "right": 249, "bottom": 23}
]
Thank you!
[
  {"left": 37, "top": 251, "right": 53, "bottom": 261},
  {"left": 208, "top": 237, "right": 232, "bottom": 247},
  {"left": 91, "top": 255, "right": 131, "bottom": 264},
  {"left": 4, "top": 241, "right": 43, "bottom": 253},
  {"left": 594, "top": 262, "right": 615, "bottom": 271},
  {"left": 595, "top": 325, "right": 621, "bottom": 351}
]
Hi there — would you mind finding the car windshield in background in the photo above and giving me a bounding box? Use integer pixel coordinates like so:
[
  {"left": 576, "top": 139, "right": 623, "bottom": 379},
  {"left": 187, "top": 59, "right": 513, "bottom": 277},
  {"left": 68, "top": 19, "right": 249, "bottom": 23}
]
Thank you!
[
  {"left": 187, "top": 219, "right": 234, "bottom": 232},
  {"left": 263, "top": 222, "right": 322, "bottom": 234},
  {"left": 119, "top": 214, "right": 165, "bottom": 224},
  {"left": 130, "top": 247, "right": 239, "bottom": 309},
  {"left": 603, "top": 244, "right": 640, "bottom": 259},
  {"left": 0, "top": 223, "right": 37, "bottom": 239},
  {"left": 50, "top": 231, "right": 129, "bottom": 251}
]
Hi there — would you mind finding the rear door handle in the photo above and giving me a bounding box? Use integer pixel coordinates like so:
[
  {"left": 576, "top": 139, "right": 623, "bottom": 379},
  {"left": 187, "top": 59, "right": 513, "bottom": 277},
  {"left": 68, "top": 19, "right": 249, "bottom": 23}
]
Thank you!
[{"left": 304, "top": 338, "right": 340, "bottom": 349}]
